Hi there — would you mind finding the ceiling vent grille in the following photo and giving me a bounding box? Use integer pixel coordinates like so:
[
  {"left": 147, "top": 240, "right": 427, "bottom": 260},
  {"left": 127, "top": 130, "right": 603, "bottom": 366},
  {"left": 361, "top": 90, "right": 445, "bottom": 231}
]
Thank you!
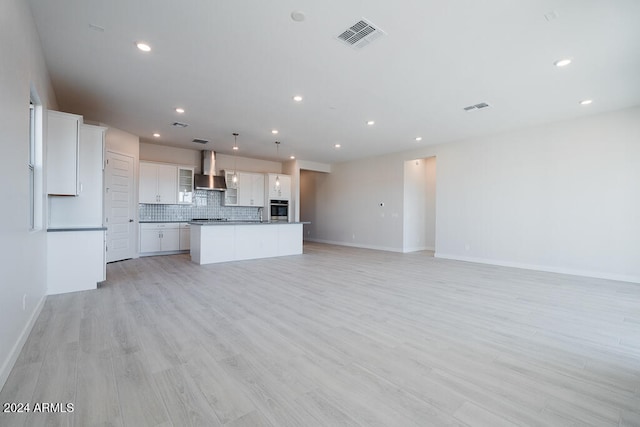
[
  {"left": 172, "top": 121, "right": 189, "bottom": 128},
  {"left": 192, "top": 138, "right": 209, "bottom": 144},
  {"left": 336, "top": 18, "right": 386, "bottom": 49},
  {"left": 463, "top": 102, "right": 491, "bottom": 112}
]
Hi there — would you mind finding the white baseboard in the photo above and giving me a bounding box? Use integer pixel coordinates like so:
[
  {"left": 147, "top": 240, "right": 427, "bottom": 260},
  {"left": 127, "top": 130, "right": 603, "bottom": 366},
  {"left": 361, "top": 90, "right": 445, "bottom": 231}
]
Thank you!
[
  {"left": 0, "top": 295, "right": 46, "bottom": 392},
  {"left": 434, "top": 252, "right": 640, "bottom": 284},
  {"left": 403, "top": 246, "right": 435, "bottom": 253}
]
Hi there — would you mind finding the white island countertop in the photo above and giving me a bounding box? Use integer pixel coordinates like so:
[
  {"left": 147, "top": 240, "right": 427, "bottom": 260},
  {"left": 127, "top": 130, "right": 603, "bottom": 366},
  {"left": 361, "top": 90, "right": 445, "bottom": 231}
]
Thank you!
[
  {"left": 190, "top": 221, "right": 308, "bottom": 265},
  {"left": 189, "top": 220, "right": 309, "bottom": 226}
]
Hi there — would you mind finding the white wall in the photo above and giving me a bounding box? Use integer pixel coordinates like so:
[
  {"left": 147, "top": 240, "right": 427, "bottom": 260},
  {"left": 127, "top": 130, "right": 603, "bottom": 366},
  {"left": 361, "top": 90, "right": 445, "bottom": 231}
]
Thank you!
[
  {"left": 433, "top": 107, "right": 640, "bottom": 283},
  {"left": 300, "top": 170, "right": 327, "bottom": 239},
  {"left": 304, "top": 155, "right": 405, "bottom": 252},
  {"left": 403, "top": 157, "right": 436, "bottom": 252},
  {"left": 0, "top": 0, "right": 57, "bottom": 390},
  {"left": 139, "top": 142, "right": 283, "bottom": 175},
  {"left": 310, "top": 107, "right": 640, "bottom": 283}
]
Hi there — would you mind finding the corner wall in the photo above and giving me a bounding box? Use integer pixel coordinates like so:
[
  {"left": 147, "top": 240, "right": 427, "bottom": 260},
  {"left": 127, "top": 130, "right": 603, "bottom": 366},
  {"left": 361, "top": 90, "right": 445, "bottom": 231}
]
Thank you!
[
  {"left": 0, "top": 0, "right": 57, "bottom": 390},
  {"left": 307, "top": 107, "right": 640, "bottom": 283}
]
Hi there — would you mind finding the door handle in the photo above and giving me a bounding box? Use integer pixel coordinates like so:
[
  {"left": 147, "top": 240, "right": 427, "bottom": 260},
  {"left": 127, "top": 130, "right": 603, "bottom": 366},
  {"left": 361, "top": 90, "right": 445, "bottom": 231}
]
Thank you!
[{"left": 129, "top": 219, "right": 134, "bottom": 222}]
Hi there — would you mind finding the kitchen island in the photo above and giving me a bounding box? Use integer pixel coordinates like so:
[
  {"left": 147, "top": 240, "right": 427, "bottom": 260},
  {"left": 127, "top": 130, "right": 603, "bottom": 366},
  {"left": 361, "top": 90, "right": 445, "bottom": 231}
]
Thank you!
[{"left": 190, "top": 221, "right": 306, "bottom": 265}]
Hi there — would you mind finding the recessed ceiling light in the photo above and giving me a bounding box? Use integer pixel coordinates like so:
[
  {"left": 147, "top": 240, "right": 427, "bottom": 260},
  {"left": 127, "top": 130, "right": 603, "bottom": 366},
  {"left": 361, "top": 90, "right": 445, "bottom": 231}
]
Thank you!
[
  {"left": 293, "top": 95, "right": 303, "bottom": 102},
  {"left": 153, "top": 133, "right": 160, "bottom": 138},
  {"left": 415, "top": 137, "right": 422, "bottom": 141},
  {"left": 366, "top": 120, "right": 375, "bottom": 126},
  {"left": 271, "top": 129, "right": 279, "bottom": 134},
  {"left": 136, "top": 42, "right": 151, "bottom": 52},
  {"left": 334, "top": 144, "right": 341, "bottom": 148},
  {"left": 291, "top": 10, "right": 306, "bottom": 22},
  {"left": 290, "top": 155, "right": 296, "bottom": 160},
  {"left": 554, "top": 58, "right": 571, "bottom": 67},
  {"left": 579, "top": 99, "right": 593, "bottom": 105},
  {"left": 175, "top": 107, "right": 185, "bottom": 113},
  {"left": 232, "top": 146, "right": 239, "bottom": 151}
]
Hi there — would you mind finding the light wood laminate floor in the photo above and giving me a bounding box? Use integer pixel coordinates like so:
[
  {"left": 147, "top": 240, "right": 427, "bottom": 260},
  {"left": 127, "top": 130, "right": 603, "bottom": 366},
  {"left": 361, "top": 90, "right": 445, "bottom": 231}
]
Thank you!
[{"left": 1, "top": 242, "right": 639, "bottom": 426}]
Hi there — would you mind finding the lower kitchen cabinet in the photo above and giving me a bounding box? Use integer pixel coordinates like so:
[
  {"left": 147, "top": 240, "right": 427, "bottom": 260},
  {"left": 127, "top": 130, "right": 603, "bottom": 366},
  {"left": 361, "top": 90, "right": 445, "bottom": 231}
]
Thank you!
[
  {"left": 139, "top": 223, "right": 183, "bottom": 256},
  {"left": 47, "top": 229, "right": 105, "bottom": 295},
  {"left": 179, "top": 223, "right": 190, "bottom": 250}
]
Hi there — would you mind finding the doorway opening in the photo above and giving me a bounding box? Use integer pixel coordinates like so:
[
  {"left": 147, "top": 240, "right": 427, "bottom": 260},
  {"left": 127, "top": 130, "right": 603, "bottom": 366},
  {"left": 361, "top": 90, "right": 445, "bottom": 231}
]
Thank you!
[{"left": 403, "top": 156, "right": 436, "bottom": 254}]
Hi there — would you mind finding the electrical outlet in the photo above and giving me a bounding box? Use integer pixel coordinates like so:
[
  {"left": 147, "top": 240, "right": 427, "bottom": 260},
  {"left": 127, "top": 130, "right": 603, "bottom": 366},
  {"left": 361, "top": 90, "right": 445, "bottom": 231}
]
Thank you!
[{"left": 465, "top": 244, "right": 470, "bottom": 251}]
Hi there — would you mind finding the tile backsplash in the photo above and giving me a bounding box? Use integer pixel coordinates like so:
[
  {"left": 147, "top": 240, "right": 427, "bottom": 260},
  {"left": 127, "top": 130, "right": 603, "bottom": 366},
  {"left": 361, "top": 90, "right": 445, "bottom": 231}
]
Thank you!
[{"left": 139, "top": 190, "right": 262, "bottom": 222}]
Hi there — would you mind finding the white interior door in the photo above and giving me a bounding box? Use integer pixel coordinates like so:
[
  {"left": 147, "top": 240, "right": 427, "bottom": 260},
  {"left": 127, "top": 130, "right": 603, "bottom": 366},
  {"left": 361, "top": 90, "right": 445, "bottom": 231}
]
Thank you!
[{"left": 105, "top": 151, "right": 135, "bottom": 262}]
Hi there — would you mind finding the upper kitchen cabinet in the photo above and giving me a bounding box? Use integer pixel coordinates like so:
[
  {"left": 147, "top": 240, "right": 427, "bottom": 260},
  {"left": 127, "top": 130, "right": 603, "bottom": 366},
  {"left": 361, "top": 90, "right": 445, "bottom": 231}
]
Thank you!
[
  {"left": 267, "top": 173, "right": 291, "bottom": 200},
  {"left": 49, "top": 124, "right": 106, "bottom": 227},
  {"left": 139, "top": 162, "right": 177, "bottom": 204},
  {"left": 47, "top": 110, "right": 82, "bottom": 195},
  {"left": 223, "top": 170, "right": 239, "bottom": 205},
  {"left": 237, "top": 172, "right": 265, "bottom": 207},
  {"left": 178, "top": 167, "right": 194, "bottom": 204}
]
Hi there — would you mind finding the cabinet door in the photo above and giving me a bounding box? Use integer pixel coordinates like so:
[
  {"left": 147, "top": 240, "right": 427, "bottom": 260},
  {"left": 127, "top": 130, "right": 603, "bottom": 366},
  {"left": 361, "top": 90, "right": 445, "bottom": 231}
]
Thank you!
[
  {"left": 156, "top": 164, "right": 177, "bottom": 204},
  {"left": 160, "top": 228, "right": 180, "bottom": 251},
  {"left": 236, "top": 172, "right": 265, "bottom": 206},
  {"left": 140, "top": 228, "right": 161, "bottom": 252},
  {"left": 47, "top": 111, "right": 81, "bottom": 195},
  {"left": 267, "top": 174, "right": 279, "bottom": 199},
  {"left": 267, "top": 174, "right": 290, "bottom": 200},
  {"left": 279, "top": 175, "right": 291, "bottom": 200},
  {"left": 178, "top": 167, "right": 194, "bottom": 204},
  {"left": 139, "top": 162, "right": 158, "bottom": 203},
  {"left": 179, "top": 224, "right": 190, "bottom": 250},
  {"left": 237, "top": 172, "right": 252, "bottom": 206},
  {"left": 251, "top": 173, "right": 265, "bottom": 207},
  {"left": 223, "top": 170, "right": 238, "bottom": 206}
]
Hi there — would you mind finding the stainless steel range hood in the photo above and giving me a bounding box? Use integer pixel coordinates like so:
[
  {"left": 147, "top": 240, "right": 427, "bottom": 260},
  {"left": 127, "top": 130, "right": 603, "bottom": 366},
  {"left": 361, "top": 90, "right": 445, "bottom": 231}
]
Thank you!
[{"left": 194, "top": 150, "right": 227, "bottom": 191}]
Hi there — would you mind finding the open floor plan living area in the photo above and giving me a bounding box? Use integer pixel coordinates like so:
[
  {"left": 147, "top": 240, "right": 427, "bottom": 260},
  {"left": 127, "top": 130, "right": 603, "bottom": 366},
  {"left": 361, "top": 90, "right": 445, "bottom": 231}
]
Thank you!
[{"left": 2, "top": 0, "right": 639, "bottom": 426}]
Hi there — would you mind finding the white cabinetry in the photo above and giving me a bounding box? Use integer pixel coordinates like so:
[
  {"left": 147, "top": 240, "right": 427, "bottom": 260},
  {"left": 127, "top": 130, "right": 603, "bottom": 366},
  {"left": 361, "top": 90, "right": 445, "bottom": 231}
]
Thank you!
[
  {"left": 223, "top": 170, "right": 238, "bottom": 205},
  {"left": 237, "top": 172, "right": 265, "bottom": 207},
  {"left": 179, "top": 223, "right": 190, "bottom": 250},
  {"left": 139, "top": 162, "right": 178, "bottom": 204},
  {"left": 139, "top": 223, "right": 180, "bottom": 255},
  {"left": 49, "top": 124, "right": 105, "bottom": 227},
  {"left": 47, "top": 110, "right": 82, "bottom": 195},
  {"left": 178, "top": 167, "right": 194, "bottom": 204},
  {"left": 223, "top": 171, "right": 265, "bottom": 207},
  {"left": 47, "top": 230, "right": 105, "bottom": 295},
  {"left": 267, "top": 174, "right": 291, "bottom": 200},
  {"left": 191, "top": 223, "right": 303, "bottom": 265}
]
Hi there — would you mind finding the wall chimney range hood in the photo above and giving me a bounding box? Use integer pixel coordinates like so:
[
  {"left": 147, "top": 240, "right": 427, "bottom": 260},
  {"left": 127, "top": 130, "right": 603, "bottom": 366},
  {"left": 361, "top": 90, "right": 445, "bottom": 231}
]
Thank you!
[{"left": 194, "top": 150, "right": 227, "bottom": 191}]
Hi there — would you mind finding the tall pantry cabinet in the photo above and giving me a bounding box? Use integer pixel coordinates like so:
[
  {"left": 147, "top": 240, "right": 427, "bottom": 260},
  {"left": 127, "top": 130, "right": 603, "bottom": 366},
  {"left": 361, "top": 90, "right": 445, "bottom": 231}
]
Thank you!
[{"left": 47, "top": 110, "right": 107, "bottom": 295}]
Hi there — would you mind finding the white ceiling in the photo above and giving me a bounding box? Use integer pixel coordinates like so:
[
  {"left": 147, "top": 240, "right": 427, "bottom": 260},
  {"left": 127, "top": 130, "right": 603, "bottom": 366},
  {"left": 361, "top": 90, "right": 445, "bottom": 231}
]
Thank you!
[{"left": 27, "top": 0, "right": 640, "bottom": 164}]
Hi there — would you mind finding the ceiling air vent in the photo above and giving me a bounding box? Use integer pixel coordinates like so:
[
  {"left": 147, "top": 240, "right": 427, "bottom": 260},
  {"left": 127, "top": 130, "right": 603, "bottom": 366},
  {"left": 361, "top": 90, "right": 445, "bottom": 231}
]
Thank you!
[
  {"left": 172, "top": 121, "right": 189, "bottom": 128},
  {"left": 192, "top": 138, "right": 209, "bottom": 144},
  {"left": 336, "top": 18, "right": 386, "bottom": 49},
  {"left": 463, "top": 102, "right": 491, "bottom": 112}
]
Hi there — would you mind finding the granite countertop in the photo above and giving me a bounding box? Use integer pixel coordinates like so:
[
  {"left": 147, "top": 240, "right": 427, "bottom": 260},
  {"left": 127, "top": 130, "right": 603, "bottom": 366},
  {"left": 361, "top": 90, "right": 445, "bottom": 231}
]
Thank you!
[
  {"left": 47, "top": 226, "right": 107, "bottom": 232},
  {"left": 139, "top": 220, "right": 187, "bottom": 223}
]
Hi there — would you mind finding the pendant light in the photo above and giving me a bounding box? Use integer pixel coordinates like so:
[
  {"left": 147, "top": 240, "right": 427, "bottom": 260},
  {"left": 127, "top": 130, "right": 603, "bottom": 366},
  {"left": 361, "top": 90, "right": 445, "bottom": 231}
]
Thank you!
[
  {"left": 232, "top": 133, "right": 239, "bottom": 183},
  {"left": 274, "top": 141, "right": 281, "bottom": 187}
]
